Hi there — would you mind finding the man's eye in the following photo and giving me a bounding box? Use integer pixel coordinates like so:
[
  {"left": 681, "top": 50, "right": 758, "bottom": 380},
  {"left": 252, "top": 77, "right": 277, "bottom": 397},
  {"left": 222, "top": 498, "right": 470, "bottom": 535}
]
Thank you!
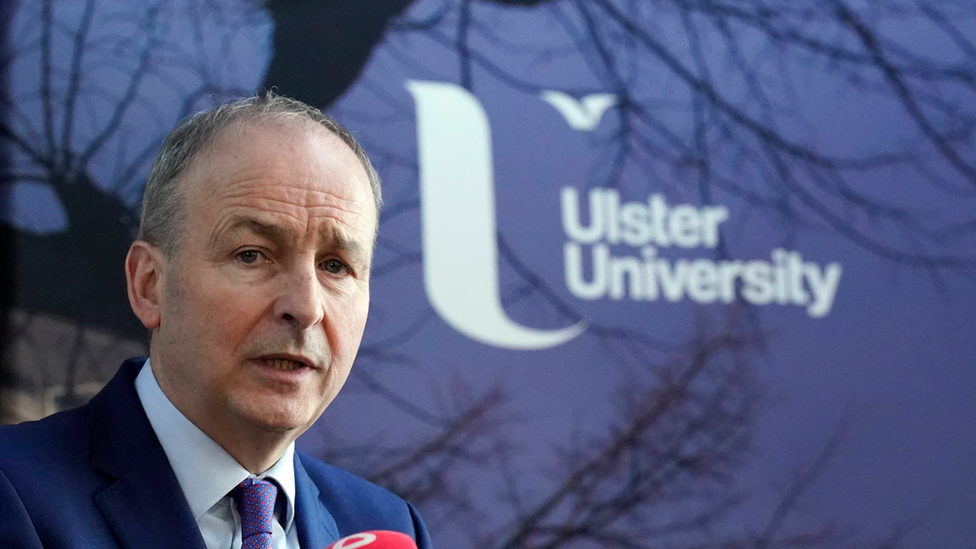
[
  {"left": 322, "top": 258, "right": 347, "bottom": 274},
  {"left": 237, "top": 250, "right": 264, "bottom": 264}
]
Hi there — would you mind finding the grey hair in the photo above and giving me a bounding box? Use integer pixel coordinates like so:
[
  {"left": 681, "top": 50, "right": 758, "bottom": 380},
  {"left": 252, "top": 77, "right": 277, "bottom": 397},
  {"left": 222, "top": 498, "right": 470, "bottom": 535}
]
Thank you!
[{"left": 138, "top": 93, "right": 382, "bottom": 256}]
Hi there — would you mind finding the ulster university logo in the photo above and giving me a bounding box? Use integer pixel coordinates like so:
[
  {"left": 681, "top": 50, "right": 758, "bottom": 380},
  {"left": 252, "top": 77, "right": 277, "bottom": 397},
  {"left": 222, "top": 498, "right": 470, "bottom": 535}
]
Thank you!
[{"left": 406, "top": 81, "right": 842, "bottom": 351}]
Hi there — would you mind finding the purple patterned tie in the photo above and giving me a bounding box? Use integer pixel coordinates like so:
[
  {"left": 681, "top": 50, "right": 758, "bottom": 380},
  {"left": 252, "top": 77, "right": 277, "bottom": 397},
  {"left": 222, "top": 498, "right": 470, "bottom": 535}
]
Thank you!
[{"left": 233, "top": 477, "right": 278, "bottom": 549}]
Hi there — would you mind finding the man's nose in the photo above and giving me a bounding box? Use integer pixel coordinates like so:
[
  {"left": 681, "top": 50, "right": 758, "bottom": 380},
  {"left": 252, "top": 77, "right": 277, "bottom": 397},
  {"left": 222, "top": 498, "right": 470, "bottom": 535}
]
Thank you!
[{"left": 273, "top": 262, "right": 326, "bottom": 329}]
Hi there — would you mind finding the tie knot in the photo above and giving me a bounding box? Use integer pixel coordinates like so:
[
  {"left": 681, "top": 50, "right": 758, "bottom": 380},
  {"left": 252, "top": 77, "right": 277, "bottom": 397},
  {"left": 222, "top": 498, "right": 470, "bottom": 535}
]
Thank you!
[{"left": 233, "top": 477, "right": 278, "bottom": 549}]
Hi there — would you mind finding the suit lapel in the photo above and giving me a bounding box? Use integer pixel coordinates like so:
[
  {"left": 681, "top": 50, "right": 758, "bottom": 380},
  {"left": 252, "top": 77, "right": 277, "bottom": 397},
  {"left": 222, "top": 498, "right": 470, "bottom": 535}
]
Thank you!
[
  {"left": 94, "top": 445, "right": 207, "bottom": 549},
  {"left": 294, "top": 454, "right": 340, "bottom": 549},
  {"left": 89, "top": 359, "right": 207, "bottom": 549}
]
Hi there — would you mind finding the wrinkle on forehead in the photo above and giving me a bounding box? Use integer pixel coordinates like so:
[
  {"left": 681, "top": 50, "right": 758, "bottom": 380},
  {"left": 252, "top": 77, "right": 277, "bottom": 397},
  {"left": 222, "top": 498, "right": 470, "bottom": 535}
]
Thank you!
[
  {"left": 203, "top": 182, "right": 370, "bottom": 242},
  {"left": 206, "top": 178, "right": 366, "bottom": 220}
]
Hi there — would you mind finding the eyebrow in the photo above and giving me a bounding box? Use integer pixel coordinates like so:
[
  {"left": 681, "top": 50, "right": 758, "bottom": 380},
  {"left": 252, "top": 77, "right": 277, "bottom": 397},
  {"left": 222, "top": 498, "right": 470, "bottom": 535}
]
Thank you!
[
  {"left": 221, "top": 215, "right": 368, "bottom": 258},
  {"left": 223, "top": 216, "right": 289, "bottom": 244}
]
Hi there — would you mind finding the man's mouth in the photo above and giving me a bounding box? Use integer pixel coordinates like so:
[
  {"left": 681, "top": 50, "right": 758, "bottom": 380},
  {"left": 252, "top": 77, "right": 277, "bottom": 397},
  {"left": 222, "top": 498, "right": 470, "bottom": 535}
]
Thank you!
[{"left": 261, "top": 358, "right": 307, "bottom": 371}]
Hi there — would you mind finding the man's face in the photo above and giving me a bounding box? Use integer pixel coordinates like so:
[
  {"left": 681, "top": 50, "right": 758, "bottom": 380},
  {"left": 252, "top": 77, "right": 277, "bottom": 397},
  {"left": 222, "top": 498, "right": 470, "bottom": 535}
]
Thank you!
[{"left": 147, "top": 119, "right": 376, "bottom": 443}]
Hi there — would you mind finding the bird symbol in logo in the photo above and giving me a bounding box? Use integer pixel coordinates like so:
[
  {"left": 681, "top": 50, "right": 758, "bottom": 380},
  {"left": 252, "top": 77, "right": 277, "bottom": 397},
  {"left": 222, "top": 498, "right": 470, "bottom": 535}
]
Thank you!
[{"left": 539, "top": 91, "right": 617, "bottom": 131}]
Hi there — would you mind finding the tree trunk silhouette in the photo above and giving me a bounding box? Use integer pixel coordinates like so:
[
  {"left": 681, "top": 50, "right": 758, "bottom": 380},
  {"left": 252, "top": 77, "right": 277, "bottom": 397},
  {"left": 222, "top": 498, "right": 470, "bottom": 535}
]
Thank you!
[
  {"left": 2, "top": 173, "right": 141, "bottom": 337},
  {"left": 261, "top": 0, "right": 555, "bottom": 108},
  {"left": 261, "top": 0, "right": 416, "bottom": 108}
]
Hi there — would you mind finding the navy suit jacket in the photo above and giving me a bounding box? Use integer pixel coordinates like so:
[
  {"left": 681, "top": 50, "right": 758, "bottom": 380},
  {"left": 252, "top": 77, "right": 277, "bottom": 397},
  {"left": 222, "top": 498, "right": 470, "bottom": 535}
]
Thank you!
[{"left": 0, "top": 358, "right": 432, "bottom": 549}]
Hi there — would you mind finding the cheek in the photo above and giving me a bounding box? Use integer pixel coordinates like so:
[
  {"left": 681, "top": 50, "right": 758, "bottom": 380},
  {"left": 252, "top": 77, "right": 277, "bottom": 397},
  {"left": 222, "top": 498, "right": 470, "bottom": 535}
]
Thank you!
[
  {"left": 328, "top": 296, "right": 369, "bottom": 354},
  {"left": 177, "top": 278, "right": 266, "bottom": 347}
]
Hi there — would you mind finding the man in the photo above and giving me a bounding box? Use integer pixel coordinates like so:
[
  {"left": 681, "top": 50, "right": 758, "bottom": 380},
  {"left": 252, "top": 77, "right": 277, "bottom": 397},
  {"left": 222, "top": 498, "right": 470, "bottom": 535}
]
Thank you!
[{"left": 0, "top": 95, "right": 431, "bottom": 549}]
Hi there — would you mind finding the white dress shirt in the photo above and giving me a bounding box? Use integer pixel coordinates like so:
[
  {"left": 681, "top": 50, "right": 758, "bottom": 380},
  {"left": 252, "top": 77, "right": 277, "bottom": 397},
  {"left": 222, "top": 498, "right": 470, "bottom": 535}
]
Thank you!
[{"left": 135, "top": 358, "right": 301, "bottom": 549}]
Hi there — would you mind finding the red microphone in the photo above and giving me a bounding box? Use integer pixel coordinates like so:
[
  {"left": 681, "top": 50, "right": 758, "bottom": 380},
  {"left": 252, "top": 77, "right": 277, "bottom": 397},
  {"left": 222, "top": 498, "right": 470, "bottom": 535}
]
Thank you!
[{"left": 325, "top": 530, "right": 419, "bottom": 549}]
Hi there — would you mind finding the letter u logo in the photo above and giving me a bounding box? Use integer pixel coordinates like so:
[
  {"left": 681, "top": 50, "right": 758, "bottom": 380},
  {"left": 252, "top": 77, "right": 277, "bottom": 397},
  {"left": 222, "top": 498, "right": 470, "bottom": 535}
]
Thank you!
[{"left": 406, "top": 80, "right": 585, "bottom": 350}]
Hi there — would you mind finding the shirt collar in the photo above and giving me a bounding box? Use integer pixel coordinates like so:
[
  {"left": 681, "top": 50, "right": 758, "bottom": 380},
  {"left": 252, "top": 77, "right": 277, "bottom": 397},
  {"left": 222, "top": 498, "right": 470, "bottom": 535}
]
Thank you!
[{"left": 134, "top": 358, "right": 296, "bottom": 530}]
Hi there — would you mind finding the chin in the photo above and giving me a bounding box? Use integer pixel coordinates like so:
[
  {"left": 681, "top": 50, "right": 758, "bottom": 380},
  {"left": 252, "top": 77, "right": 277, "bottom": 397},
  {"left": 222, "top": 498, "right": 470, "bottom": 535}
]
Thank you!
[
  {"left": 232, "top": 399, "right": 319, "bottom": 435},
  {"left": 256, "top": 421, "right": 303, "bottom": 434}
]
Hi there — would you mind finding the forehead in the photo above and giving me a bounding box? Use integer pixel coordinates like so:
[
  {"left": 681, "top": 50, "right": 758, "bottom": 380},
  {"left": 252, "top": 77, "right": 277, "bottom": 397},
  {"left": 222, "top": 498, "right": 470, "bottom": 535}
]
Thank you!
[{"left": 179, "top": 119, "right": 377, "bottom": 237}]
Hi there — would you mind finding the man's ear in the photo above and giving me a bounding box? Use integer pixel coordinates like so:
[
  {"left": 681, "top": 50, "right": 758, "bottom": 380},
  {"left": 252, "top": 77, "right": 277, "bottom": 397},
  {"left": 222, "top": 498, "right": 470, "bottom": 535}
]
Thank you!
[{"left": 126, "top": 240, "right": 164, "bottom": 330}]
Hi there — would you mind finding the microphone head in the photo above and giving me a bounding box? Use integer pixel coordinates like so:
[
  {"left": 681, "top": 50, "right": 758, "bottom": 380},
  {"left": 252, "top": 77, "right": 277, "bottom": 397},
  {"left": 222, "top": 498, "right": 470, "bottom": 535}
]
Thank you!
[{"left": 325, "top": 530, "right": 419, "bottom": 549}]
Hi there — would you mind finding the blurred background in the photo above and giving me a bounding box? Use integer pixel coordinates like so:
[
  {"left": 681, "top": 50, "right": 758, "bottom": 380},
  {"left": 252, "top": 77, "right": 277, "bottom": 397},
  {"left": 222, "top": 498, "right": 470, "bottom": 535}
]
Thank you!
[{"left": 2, "top": 1, "right": 975, "bottom": 547}]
